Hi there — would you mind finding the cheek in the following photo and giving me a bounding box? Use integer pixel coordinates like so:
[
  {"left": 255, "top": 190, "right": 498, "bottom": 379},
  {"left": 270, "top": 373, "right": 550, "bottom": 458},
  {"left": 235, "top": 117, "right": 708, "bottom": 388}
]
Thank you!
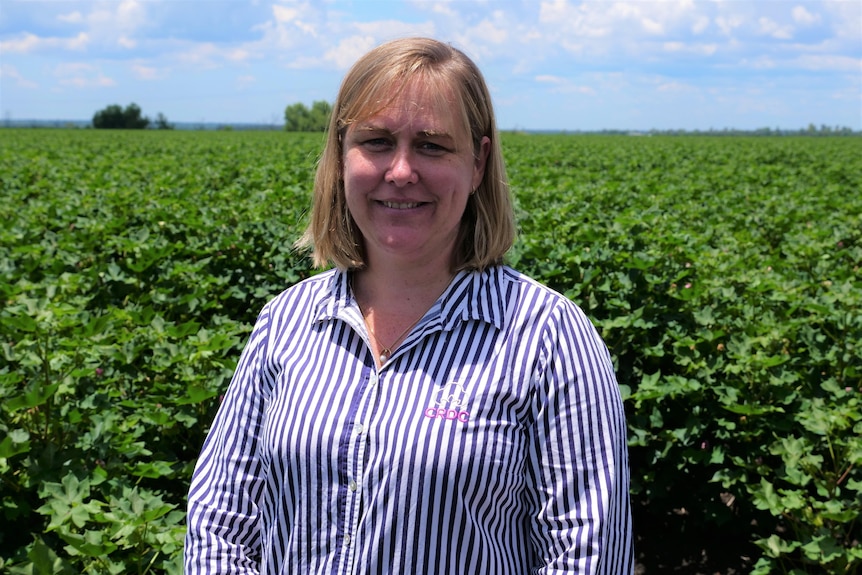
[{"left": 342, "top": 153, "right": 379, "bottom": 194}]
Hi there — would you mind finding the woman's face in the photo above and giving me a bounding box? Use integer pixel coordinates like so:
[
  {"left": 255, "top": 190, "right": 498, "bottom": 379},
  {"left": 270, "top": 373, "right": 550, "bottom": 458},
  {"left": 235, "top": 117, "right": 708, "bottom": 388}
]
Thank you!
[{"left": 342, "top": 81, "right": 490, "bottom": 270}]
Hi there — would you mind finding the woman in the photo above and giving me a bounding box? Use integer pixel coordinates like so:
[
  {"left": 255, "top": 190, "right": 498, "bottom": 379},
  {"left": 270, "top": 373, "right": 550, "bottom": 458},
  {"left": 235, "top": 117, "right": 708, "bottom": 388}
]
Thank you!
[{"left": 185, "top": 37, "right": 633, "bottom": 574}]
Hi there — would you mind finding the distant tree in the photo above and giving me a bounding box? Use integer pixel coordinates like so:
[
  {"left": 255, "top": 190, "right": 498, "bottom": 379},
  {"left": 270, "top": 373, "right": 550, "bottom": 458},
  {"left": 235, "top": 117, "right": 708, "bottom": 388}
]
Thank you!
[
  {"left": 92, "top": 103, "right": 150, "bottom": 129},
  {"left": 284, "top": 103, "right": 309, "bottom": 131},
  {"left": 284, "top": 100, "right": 332, "bottom": 132},
  {"left": 155, "top": 112, "right": 174, "bottom": 130},
  {"left": 309, "top": 100, "right": 332, "bottom": 130},
  {"left": 92, "top": 104, "right": 124, "bottom": 129}
]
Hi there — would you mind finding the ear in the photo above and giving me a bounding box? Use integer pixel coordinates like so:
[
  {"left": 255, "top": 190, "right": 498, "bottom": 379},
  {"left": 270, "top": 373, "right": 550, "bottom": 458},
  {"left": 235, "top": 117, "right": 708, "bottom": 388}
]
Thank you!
[{"left": 472, "top": 136, "right": 491, "bottom": 190}]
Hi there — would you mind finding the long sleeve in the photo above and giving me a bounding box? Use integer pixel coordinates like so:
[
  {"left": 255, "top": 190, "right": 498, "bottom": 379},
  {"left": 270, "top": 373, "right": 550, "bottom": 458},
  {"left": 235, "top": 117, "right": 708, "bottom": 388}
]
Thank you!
[
  {"left": 184, "top": 308, "right": 271, "bottom": 575},
  {"left": 181, "top": 267, "right": 633, "bottom": 574},
  {"left": 526, "top": 299, "right": 634, "bottom": 574}
]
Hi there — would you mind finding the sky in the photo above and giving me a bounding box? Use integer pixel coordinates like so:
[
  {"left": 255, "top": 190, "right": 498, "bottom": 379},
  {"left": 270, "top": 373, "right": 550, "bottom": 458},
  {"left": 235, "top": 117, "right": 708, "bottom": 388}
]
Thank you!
[{"left": 1, "top": 0, "right": 860, "bottom": 131}]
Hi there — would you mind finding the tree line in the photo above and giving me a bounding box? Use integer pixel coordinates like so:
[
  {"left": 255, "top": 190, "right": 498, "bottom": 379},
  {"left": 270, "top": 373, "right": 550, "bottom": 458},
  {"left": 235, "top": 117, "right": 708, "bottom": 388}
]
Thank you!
[
  {"left": 89, "top": 101, "right": 332, "bottom": 131},
  {"left": 91, "top": 101, "right": 858, "bottom": 135},
  {"left": 91, "top": 103, "right": 173, "bottom": 130},
  {"left": 284, "top": 100, "right": 332, "bottom": 132}
]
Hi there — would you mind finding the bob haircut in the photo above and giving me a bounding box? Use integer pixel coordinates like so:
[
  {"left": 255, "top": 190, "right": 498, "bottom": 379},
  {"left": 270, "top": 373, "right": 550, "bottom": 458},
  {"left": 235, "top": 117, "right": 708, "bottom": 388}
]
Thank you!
[{"left": 297, "top": 37, "right": 515, "bottom": 271}]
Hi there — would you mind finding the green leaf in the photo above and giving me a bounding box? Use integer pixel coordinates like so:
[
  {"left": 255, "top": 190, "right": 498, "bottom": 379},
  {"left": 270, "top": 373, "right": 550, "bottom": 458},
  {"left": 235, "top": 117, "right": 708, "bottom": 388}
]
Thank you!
[
  {"left": 756, "top": 534, "right": 799, "bottom": 558},
  {"left": 38, "top": 474, "right": 93, "bottom": 530},
  {"left": 0, "top": 429, "right": 30, "bottom": 458},
  {"left": 1, "top": 313, "right": 39, "bottom": 333},
  {"left": 721, "top": 402, "right": 784, "bottom": 416},
  {"left": 801, "top": 533, "right": 843, "bottom": 562},
  {"left": 26, "top": 535, "right": 72, "bottom": 575},
  {"left": 60, "top": 530, "right": 118, "bottom": 557},
  {"left": 6, "top": 382, "right": 61, "bottom": 412},
  {"left": 752, "top": 478, "right": 782, "bottom": 514}
]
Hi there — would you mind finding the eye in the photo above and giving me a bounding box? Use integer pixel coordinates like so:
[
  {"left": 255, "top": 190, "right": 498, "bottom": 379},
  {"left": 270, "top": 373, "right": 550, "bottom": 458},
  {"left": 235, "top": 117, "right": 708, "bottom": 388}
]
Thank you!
[
  {"left": 362, "top": 137, "right": 392, "bottom": 150},
  {"left": 418, "top": 141, "right": 450, "bottom": 155}
]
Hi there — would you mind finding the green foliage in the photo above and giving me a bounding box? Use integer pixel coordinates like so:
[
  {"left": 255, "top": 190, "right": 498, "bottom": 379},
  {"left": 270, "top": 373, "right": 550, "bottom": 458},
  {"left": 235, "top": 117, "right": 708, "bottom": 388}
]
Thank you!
[
  {"left": 505, "top": 134, "right": 861, "bottom": 574},
  {"left": 0, "top": 129, "right": 317, "bottom": 573},
  {"left": 284, "top": 100, "right": 332, "bottom": 132},
  {"left": 1, "top": 130, "right": 860, "bottom": 573},
  {"left": 92, "top": 104, "right": 152, "bottom": 130}
]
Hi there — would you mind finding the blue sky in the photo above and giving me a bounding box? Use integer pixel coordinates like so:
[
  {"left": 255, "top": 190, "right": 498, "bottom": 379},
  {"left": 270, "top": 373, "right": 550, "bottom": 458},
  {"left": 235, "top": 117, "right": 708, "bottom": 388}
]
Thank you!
[{"left": 1, "top": 0, "right": 860, "bottom": 131}]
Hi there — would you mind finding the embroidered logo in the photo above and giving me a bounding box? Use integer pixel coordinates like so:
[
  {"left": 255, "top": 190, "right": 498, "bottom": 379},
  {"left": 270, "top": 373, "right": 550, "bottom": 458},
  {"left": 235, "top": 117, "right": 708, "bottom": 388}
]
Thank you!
[{"left": 424, "top": 381, "right": 470, "bottom": 422}]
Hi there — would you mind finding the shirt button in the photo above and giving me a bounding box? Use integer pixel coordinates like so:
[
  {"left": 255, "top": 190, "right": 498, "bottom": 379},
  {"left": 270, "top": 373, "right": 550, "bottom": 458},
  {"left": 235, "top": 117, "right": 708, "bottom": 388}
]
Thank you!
[
  {"left": 349, "top": 480, "right": 359, "bottom": 492},
  {"left": 344, "top": 534, "right": 351, "bottom": 545},
  {"left": 355, "top": 424, "right": 364, "bottom": 435}
]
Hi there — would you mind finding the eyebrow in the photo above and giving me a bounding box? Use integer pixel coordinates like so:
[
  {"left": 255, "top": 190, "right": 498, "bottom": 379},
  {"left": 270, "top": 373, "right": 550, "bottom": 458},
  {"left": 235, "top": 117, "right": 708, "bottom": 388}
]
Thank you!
[{"left": 353, "top": 123, "right": 455, "bottom": 140}]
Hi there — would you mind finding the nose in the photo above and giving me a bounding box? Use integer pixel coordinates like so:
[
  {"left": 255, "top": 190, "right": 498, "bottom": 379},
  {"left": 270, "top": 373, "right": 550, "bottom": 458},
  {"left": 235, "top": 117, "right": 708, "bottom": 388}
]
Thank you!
[{"left": 386, "top": 147, "right": 418, "bottom": 186}]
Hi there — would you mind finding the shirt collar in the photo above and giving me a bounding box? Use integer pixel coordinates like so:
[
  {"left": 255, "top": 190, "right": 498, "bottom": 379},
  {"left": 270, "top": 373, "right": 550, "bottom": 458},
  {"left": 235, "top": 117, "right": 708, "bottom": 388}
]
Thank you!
[{"left": 312, "top": 266, "right": 509, "bottom": 333}]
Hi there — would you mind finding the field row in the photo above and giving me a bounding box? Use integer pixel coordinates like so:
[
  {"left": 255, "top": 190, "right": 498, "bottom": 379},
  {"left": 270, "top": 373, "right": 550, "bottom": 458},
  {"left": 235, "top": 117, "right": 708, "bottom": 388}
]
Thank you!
[{"left": 1, "top": 129, "right": 860, "bottom": 573}]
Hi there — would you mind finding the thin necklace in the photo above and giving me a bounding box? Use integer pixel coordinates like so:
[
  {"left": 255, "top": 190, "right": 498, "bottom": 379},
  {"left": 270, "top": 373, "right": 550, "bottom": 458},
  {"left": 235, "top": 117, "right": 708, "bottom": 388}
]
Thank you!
[{"left": 364, "top": 310, "right": 425, "bottom": 365}]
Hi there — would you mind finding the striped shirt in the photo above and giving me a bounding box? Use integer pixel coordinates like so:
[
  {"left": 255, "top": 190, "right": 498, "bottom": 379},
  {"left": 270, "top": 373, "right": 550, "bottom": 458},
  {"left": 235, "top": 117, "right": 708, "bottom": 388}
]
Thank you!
[{"left": 184, "top": 265, "right": 633, "bottom": 574}]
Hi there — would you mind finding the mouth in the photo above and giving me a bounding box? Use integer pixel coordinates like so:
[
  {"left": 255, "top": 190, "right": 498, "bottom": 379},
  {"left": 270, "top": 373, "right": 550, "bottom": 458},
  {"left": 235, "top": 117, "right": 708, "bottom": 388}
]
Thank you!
[{"left": 380, "top": 200, "right": 423, "bottom": 209}]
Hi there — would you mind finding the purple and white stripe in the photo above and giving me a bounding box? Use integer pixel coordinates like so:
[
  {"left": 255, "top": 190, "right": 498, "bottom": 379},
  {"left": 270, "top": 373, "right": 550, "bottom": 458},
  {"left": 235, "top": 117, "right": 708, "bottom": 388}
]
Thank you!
[{"left": 185, "top": 266, "right": 633, "bottom": 574}]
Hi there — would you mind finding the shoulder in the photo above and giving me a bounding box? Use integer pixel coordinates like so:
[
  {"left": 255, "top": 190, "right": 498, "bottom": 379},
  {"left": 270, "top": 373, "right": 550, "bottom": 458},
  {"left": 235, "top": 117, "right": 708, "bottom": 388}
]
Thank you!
[
  {"left": 268, "top": 268, "right": 338, "bottom": 304},
  {"left": 259, "top": 268, "right": 341, "bottom": 324},
  {"left": 497, "top": 265, "right": 603, "bottom": 341},
  {"left": 241, "top": 269, "right": 343, "bottom": 360},
  {"left": 498, "top": 266, "right": 583, "bottom": 313}
]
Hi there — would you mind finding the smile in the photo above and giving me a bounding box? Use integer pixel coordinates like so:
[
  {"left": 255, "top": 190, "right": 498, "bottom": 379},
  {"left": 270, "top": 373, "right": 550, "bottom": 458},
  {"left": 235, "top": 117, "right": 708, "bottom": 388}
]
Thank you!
[{"left": 381, "top": 201, "right": 422, "bottom": 209}]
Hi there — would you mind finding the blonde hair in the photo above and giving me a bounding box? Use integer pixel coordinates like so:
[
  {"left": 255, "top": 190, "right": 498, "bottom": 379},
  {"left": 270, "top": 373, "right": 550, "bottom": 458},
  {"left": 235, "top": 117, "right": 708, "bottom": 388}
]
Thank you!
[{"left": 297, "top": 37, "right": 515, "bottom": 271}]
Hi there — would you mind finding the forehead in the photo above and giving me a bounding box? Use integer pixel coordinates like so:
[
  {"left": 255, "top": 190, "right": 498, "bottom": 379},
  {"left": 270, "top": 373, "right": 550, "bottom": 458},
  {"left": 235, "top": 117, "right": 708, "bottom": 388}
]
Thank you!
[{"left": 352, "top": 78, "right": 468, "bottom": 137}]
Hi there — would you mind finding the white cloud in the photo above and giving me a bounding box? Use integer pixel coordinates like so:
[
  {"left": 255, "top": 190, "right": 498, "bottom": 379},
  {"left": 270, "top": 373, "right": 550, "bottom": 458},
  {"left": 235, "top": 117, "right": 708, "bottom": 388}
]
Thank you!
[
  {"left": 324, "top": 35, "right": 377, "bottom": 69},
  {"left": 536, "top": 74, "right": 565, "bottom": 84},
  {"left": 471, "top": 19, "right": 508, "bottom": 45},
  {"left": 821, "top": 1, "right": 862, "bottom": 40},
  {"left": 740, "top": 55, "right": 777, "bottom": 70},
  {"left": 272, "top": 3, "right": 317, "bottom": 36},
  {"left": 663, "top": 41, "right": 717, "bottom": 56},
  {"left": 715, "top": 15, "right": 744, "bottom": 36},
  {"left": 116, "top": 0, "right": 145, "bottom": 28},
  {"left": 175, "top": 42, "right": 224, "bottom": 68},
  {"left": 54, "top": 62, "right": 94, "bottom": 75},
  {"left": 0, "top": 64, "right": 39, "bottom": 89},
  {"left": 791, "top": 6, "right": 821, "bottom": 26},
  {"left": 454, "top": 11, "right": 511, "bottom": 61},
  {"left": 535, "top": 74, "right": 594, "bottom": 95},
  {"left": 692, "top": 15, "right": 710, "bottom": 34},
  {"left": 1, "top": 0, "right": 858, "bottom": 129},
  {"left": 0, "top": 32, "right": 40, "bottom": 53},
  {"left": 272, "top": 4, "right": 300, "bottom": 23},
  {"left": 4, "top": 1, "right": 151, "bottom": 54},
  {"left": 352, "top": 20, "right": 434, "bottom": 39},
  {"left": 132, "top": 64, "right": 160, "bottom": 80},
  {"left": 538, "top": 0, "right": 567, "bottom": 22},
  {"left": 85, "top": 0, "right": 147, "bottom": 43},
  {"left": 794, "top": 54, "right": 862, "bottom": 73},
  {"left": 54, "top": 63, "right": 115, "bottom": 88},
  {"left": 251, "top": 1, "right": 321, "bottom": 52},
  {"left": 536, "top": 0, "right": 710, "bottom": 58},
  {"left": 0, "top": 32, "right": 89, "bottom": 53},
  {"left": 758, "top": 17, "right": 793, "bottom": 40},
  {"left": 58, "top": 11, "right": 84, "bottom": 24},
  {"left": 641, "top": 16, "right": 664, "bottom": 36}
]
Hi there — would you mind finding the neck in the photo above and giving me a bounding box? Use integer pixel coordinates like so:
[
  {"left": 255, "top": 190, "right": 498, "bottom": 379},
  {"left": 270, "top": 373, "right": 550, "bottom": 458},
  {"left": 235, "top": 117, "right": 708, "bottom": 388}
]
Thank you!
[
  {"left": 351, "top": 260, "right": 456, "bottom": 367},
  {"left": 352, "top": 261, "right": 454, "bottom": 316},
  {"left": 357, "top": 243, "right": 455, "bottom": 305}
]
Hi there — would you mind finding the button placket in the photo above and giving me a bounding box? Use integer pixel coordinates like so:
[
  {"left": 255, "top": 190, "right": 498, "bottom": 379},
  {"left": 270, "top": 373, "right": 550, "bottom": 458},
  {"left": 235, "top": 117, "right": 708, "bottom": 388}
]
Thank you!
[{"left": 340, "top": 367, "right": 379, "bottom": 573}]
